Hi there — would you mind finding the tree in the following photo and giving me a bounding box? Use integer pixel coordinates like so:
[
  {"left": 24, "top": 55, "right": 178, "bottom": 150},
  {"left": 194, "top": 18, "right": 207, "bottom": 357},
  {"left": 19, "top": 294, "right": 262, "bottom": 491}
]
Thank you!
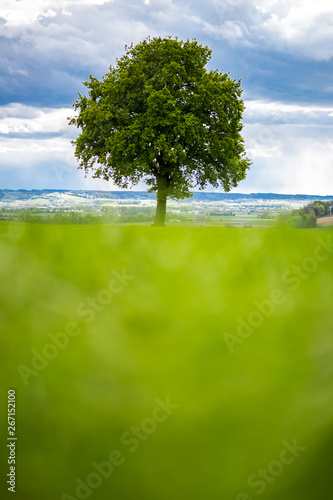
[
  {"left": 276, "top": 206, "right": 317, "bottom": 229},
  {"left": 304, "top": 212, "right": 317, "bottom": 228},
  {"left": 69, "top": 36, "right": 251, "bottom": 226},
  {"left": 258, "top": 209, "right": 272, "bottom": 219}
]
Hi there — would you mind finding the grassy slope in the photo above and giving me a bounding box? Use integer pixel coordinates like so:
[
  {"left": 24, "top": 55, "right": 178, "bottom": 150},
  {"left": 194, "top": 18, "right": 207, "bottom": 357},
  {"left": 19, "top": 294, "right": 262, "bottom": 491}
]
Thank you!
[{"left": 1, "top": 221, "right": 333, "bottom": 500}]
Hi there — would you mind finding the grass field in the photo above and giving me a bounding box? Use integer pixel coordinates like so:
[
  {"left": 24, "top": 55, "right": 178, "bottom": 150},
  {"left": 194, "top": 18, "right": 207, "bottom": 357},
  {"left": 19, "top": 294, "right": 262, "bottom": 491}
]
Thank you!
[
  {"left": 317, "top": 215, "right": 333, "bottom": 227},
  {"left": 1, "top": 221, "right": 333, "bottom": 500}
]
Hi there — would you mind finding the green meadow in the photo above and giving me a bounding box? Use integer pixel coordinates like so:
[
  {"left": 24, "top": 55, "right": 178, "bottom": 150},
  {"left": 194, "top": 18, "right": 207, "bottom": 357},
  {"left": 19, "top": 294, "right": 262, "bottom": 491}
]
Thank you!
[
  {"left": 169, "top": 215, "right": 276, "bottom": 228},
  {"left": 1, "top": 221, "right": 333, "bottom": 500}
]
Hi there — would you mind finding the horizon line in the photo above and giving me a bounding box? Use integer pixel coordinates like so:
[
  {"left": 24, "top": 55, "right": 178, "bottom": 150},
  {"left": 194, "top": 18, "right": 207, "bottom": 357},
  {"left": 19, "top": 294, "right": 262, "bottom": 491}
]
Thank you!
[{"left": 1, "top": 188, "right": 333, "bottom": 197}]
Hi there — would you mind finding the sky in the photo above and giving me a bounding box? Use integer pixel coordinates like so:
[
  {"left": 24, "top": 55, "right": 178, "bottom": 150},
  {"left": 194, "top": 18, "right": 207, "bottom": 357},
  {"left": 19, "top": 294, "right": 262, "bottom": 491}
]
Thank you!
[{"left": 0, "top": 0, "right": 333, "bottom": 195}]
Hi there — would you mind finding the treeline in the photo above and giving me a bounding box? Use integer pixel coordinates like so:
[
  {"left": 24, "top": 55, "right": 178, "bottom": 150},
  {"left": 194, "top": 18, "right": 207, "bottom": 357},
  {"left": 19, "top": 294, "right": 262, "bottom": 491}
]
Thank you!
[
  {"left": 277, "top": 200, "right": 333, "bottom": 228},
  {"left": 209, "top": 210, "right": 235, "bottom": 216},
  {"left": 257, "top": 210, "right": 275, "bottom": 219},
  {"left": 0, "top": 206, "right": 179, "bottom": 224}
]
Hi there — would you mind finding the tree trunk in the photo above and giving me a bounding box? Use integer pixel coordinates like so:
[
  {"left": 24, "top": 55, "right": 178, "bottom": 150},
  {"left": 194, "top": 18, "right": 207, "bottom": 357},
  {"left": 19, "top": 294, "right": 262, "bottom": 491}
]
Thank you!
[
  {"left": 152, "top": 175, "right": 168, "bottom": 226},
  {"left": 153, "top": 196, "right": 167, "bottom": 226}
]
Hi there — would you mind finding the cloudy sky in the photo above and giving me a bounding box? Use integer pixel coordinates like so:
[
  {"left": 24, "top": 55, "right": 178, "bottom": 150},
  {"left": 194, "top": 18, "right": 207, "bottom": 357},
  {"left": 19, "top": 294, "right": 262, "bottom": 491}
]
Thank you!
[{"left": 1, "top": 0, "right": 333, "bottom": 194}]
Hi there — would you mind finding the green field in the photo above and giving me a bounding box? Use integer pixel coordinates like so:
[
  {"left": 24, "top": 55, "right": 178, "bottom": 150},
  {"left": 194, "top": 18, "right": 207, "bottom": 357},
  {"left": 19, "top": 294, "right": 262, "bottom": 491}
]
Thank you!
[
  {"left": 168, "top": 215, "right": 276, "bottom": 228},
  {"left": 1, "top": 221, "right": 333, "bottom": 500}
]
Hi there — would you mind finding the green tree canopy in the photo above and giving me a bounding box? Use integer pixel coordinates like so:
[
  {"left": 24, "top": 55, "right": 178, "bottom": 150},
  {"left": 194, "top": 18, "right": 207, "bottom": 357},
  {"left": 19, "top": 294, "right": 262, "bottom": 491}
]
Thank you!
[
  {"left": 275, "top": 200, "right": 332, "bottom": 229},
  {"left": 69, "top": 36, "right": 251, "bottom": 225}
]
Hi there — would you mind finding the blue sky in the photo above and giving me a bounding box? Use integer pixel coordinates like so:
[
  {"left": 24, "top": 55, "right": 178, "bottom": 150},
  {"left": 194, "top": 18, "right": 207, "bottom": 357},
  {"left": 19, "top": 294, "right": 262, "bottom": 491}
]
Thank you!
[{"left": 0, "top": 0, "right": 333, "bottom": 194}]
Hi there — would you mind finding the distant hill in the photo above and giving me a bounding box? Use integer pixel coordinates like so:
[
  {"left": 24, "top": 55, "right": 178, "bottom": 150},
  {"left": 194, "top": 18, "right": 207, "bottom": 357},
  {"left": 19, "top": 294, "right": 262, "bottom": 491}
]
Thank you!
[{"left": 1, "top": 189, "right": 332, "bottom": 203}]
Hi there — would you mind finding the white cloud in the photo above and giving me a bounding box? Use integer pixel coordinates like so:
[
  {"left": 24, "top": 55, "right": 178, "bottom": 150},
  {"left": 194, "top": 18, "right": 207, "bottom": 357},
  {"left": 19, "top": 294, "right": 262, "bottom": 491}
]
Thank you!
[
  {"left": 0, "top": 0, "right": 157, "bottom": 96},
  {"left": 239, "top": 112, "right": 333, "bottom": 195},
  {"left": 0, "top": 104, "right": 73, "bottom": 135},
  {"left": 0, "top": 102, "right": 120, "bottom": 189},
  {"left": 237, "top": 134, "right": 333, "bottom": 195},
  {"left": 0, "top": 131, "right": 83, "bottom": 189},
  {"left": 221, "top": 20, "right": 244, "bottom": 40},
  {"left": 1, "top": 0, "right": 111, "bottom": 26},
  {"left": 244, "top": 100, "right": 333, "bottom": 125},
  {"left": 246, "top": 101, "right": 333, "bottom": 115},
  {"left": 212, "top": 0, "right": 333, "bottom": 60},
  {"left": 229, "top": 97, "right": 333, "bottom": 194},
  {"left": 0, "top": 135, "right": 119, "bottom": 190},
  {"left": 1, "top": 101, "right": 332, "bottom": 195},
  {"left": 8, "top": 67, "right": 29, "bottom": 76},
  {"left": 0, "top": 136, "right": 70, "bottom": 154},
  {"left": 259, "top": 0, "right": 333, "bottom": 60}
]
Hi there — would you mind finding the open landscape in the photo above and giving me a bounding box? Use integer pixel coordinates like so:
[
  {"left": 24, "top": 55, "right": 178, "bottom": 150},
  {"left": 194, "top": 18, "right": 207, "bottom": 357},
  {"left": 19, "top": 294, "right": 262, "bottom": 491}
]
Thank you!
[
  {"left": 2, "top": 1, "right": 333, "bottom": 498},
  {"left": 1, "top": 190, "right": 332, "bottom": 228}
]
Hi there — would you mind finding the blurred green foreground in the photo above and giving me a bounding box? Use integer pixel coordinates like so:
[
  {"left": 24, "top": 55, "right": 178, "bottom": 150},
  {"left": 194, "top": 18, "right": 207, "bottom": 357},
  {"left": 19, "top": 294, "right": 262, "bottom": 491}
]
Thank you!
[{"left": 1, "top": 221, "right": 333, "bottom": 500}]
